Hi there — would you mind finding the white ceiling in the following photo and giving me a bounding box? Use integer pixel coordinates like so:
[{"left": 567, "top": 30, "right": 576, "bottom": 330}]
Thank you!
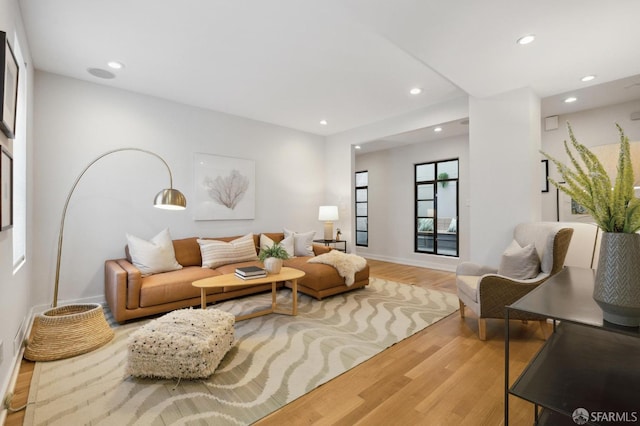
[
  {"left": 19, "top": 0, "right": 640, "bottom": 137},
  {"left": 355, "top": 118, "right": 470, "bottom": 154},
  {"left": 357, "top": 75, "right": 640, "bottom": 155}
]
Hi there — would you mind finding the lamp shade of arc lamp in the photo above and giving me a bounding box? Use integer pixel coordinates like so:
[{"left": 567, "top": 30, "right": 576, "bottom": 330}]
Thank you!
[
  {"left": 318, "top": 205, "right": 339, "bottom": 241},
  {"left": 24, "top": 148, "right": 187, "bottom": 362}
]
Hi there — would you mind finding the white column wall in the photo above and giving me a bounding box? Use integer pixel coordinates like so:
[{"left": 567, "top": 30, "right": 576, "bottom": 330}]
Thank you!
[{"left": 468, "top": 88, "right": 541, "bottom": 265}]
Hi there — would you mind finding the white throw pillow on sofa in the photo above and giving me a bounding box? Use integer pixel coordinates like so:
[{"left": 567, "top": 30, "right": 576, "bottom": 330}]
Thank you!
[
  {"left": 198, "top": 233, "right": 259, "bottom": 269},
  {"left": 497, "top": 240, "right": 540, "bottom": 280},
  {"left": 126, "top": 228, "right": 183, "bottom": 277},
  {"left": 283, "top": 228, "right": 316, "bottom": 257},
  {"left": 260, "top": 234, "right": 294, "bottom": 258}
]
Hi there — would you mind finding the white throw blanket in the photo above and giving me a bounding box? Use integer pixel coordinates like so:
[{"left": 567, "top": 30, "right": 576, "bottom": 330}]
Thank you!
[{"left": 308, "top": 250, "right": 367, "bottom": 286}]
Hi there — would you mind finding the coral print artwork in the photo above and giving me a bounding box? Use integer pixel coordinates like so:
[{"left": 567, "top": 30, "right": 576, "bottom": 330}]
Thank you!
[
  {"left": 194, "top": 153, "right": 255, "bottom": 220},
  {"left": 203, "top": 170, "right": 249, "bottom": 209}
]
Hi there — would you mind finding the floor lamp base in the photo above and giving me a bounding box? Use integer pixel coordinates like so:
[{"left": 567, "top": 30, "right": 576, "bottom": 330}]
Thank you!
[{"left": 24, "top": 303, "right": 114, "bottom": 362}]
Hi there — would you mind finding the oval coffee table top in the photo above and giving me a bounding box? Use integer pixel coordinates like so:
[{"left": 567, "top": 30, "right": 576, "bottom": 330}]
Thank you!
[{"left": 192, "top": 266, "right": 305, "bottom": 289}]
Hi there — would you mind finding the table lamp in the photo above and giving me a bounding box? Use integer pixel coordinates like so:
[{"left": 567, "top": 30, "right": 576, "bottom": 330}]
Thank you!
[{"left": 318, "top": 205, "right": 339, "bottom": 241}]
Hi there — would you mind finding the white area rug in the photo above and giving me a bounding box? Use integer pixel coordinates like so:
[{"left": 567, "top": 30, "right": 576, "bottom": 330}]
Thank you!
[{"left": 25, "top": 277, "right": 459, "bottom": 425}]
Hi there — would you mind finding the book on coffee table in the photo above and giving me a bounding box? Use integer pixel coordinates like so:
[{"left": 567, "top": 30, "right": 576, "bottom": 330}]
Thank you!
[
  {"left": 235, "top": 266, "right": 266, "bottom": 277},
  {"left": 234, "top": 272, "right": 268, "bottom": 280}
]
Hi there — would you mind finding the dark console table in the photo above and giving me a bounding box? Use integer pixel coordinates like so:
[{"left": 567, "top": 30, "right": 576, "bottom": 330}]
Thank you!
[
  {"left": 313, "top": 239, "right": 347, "bottom": 252},
  {"left": 505, "top": 267, "right": 640, "bottom": 425}
]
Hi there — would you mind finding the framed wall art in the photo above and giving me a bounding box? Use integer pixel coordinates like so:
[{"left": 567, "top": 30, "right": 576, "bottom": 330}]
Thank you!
[
  {"left": 555, "top": 140, "right": 640, "bottom": 222},
  {"left": 0, "top": 31, "right": 19, "bottom": 139},
  {"left": 193, "top": 153, "right": 255, "bottom": 220},
  {"left": 557, "top": 182, "right": 592, "bottom": 224},
  {"left": 1, "top": 146, "right": 12, "bottom": 231}
]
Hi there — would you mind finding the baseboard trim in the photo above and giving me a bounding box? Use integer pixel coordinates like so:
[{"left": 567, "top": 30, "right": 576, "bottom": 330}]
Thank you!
[
  {"left": 0, "top": 314, "right": 30, "bottom": 425},
  {"left": 363, "top": 253, "right": 457, "bottom": 272}
]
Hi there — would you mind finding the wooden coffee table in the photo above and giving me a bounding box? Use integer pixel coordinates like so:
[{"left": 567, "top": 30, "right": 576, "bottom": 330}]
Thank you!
[{"left": 192, "top": 267, "right": 305, "bottom": 321}]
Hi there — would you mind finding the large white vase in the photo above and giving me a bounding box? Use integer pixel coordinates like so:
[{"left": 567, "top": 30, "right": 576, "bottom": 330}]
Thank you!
[
  {"left": 593, "top": 232, "right": 640, "bottom": 327},
  {"left": 263, "top": 257, "right": 283, "bottom": 274}
]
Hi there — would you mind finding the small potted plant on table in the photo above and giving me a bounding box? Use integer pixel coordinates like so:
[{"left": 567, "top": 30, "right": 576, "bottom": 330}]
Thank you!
[{"left": 259, "top": 243, "right": 290, "bottom": 274}]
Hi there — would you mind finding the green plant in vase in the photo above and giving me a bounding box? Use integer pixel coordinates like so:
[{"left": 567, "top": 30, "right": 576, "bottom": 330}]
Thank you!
[
  {"left": 438, "top": 172, "right": 449, "bottom": 188},
  {"left": 541, "top": 123, "right": 640, "bottom": 326},
  {"left": 542, "top": 123, "right": 640, "bottom": 233},
  {"left": 259, "top": 243, "right": 289, "bottom": 274}
]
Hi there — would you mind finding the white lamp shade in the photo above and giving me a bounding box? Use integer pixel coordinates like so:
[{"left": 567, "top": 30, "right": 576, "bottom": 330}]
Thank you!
[{"left": 318, "top": 205, "right": 339, "bottom": 221}]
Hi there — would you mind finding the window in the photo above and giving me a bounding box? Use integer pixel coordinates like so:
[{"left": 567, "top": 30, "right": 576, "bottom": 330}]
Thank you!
[
  {"left": 415, "top": 159, "right": 458, "bottom": 256},
  {"left": 12, "top": 34, "right": 26, "bottom": 270},
  {"left": 355, "top": 171, "right": 368, "bottom": 247}
]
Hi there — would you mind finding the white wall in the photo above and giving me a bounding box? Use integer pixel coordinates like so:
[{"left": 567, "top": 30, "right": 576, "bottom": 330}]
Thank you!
[
  {"left": 354, "top": 134, "right": 469, "bottom": 271},
  {"left": 325, "top": 96, "right": 469, "bottom": 252},
  {"left": 0, "top": 0, "right": 35, "bottom": 417},
  {"left": 541, "top": 100, "right": 640, "bottom": 221},
  {"left": 31, "top": 72, "right": 327, "bottom": 306},
  {"left": 469, "top": 88, "right": 541, "bottom": 265}
]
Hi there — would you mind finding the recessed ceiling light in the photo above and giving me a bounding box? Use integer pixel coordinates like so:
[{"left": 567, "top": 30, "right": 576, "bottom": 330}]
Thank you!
[
  {"left": 581, "top": 75, "right": 596, "bottom": 82},
  {"left": 107, "top": 61, "right": 124, "bottom": 70},
  {"left": 516, "top": 34, "right": 536, "bottom": 45},
  {"left": 564, "top": 97, "right": 578, "bottom": 103},
  {"left": 434, "top": 127, "right": 443, "bottom": 132},
  {"left": 87, "top": 68, "right": 116, "bottom": 79},
  {"left": 354, "top": 145, "right": 361, "bottom": 150},
  {"left": 320, "top": 120, "right": 328, "bottom": 126},
  {"left": 410, "top": 88, "right": 422, "bottom": 95}
]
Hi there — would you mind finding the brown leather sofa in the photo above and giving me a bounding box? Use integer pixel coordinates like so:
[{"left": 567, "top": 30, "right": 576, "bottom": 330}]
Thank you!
[{"left": 105, "top": 232, "right": 369, "bottom": 323}]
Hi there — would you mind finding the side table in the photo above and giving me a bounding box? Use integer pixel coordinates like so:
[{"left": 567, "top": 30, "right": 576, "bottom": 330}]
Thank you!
[
  {"left": 313, "top": 239, "right": 347, "bottom": 252},
  {"left": 505, "top": 267, "right": 640, "bottom": 425}
]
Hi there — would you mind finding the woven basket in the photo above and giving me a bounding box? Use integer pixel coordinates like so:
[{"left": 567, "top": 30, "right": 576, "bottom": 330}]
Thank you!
[{"left": 24, "top": 303, "right": 115, "bottom": 362}]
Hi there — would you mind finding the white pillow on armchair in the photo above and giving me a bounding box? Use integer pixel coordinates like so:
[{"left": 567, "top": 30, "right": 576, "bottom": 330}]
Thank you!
[{"left": 497, "top": 240, "right": 540, "bottom": 280}]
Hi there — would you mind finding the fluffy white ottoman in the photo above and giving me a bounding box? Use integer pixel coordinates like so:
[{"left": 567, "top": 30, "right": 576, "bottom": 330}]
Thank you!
[{"left": 126, "top": 308, "right": 235, "bottom": 379}]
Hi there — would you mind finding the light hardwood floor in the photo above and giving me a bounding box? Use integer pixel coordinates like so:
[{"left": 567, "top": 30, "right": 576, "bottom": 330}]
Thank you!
[{"left": 4, "top": 260, "right": 543, "bottom": 426}]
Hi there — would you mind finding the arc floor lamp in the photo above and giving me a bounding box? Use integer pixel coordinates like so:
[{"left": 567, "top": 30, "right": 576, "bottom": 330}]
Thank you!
[{"left": 24, "top": 148, "right": 187, "bottom": 362}]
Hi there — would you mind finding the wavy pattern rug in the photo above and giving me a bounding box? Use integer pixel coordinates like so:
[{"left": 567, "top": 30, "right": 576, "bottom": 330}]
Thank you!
[{"left": 25, "top": 277, "right": 458, "bottom": 425}]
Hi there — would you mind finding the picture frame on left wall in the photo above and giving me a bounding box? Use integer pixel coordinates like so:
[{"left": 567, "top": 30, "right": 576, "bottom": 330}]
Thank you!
[
  {"left": 1, "top": 146, "right": 13, "bottom": 231},
  {"left": 0, "top": 31, "right": 19, "bottom": 139}
]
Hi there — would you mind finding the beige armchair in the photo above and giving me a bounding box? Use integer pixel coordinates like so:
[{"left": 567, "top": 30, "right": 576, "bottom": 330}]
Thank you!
[{"left": 456, "top": 223, "right": 574, "bottom": 340}]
